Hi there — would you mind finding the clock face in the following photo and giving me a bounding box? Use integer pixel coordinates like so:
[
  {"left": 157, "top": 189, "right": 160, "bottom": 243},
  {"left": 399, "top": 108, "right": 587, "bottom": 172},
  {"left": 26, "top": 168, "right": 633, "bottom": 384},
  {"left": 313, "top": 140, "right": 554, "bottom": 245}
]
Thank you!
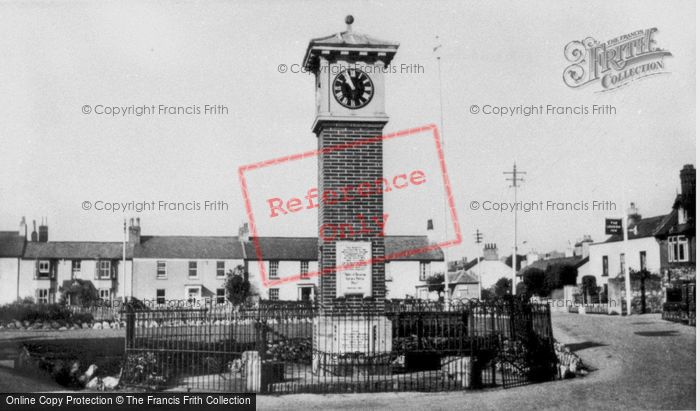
[{"left": 332, "top": 68, "right": 374, "bottom": 109}]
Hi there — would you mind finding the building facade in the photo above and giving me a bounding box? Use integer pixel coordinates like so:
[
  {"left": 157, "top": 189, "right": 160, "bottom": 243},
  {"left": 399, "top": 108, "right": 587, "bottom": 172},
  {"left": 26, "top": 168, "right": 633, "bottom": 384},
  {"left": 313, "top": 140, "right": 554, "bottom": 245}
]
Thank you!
[{"left": 0, "top": 218, "right": 443, "bottom": 305}]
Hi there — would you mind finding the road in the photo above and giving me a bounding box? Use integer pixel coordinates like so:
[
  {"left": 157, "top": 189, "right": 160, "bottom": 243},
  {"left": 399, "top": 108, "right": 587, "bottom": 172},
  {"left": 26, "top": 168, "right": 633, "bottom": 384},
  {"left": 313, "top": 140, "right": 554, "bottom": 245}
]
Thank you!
[{"left": 257, "top": 313, "right": 696, "bottom": 410}]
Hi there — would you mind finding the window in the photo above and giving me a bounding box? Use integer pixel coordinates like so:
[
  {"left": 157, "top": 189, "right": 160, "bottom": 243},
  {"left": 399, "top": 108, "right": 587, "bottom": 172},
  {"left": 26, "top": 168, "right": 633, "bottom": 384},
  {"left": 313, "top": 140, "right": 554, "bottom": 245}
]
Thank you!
[
  {"left": 188, "top": 261, "right": 198, "bottom": 278},
  {"left": 419, "top": 262, "right": 430, "bottom": 281},
  {"left": 156, "top": 261, "right": 167, "bottom": 278},
  {"left": 620, "top": 253, "right": 625, "bottom": 275},
  {"left": 98, "top": 260, "right": 111, "bottom": 279},
  {"left": 385, "top": 262, "right": 392, "bottom": 281},
  {"left": 156, "top": 289, "right": 165, "bottom": 305},
  {"left": 216, "top": 288, "right": 226, "bottom": 304},
  {"left": 38, "top": 260, "right": 50, "bottom": 278},
  {"left": 269, "top": 288, "right": 279, "bottom": 301},
  {"left": 300, "top": 261, "right": 309, "bottom": 279},
  {"left": 640, "top": 251, "right": 647, "bottom": 271},
  {"left": 36, "top": 289, "right": 49, "bottom": 304},
  {"left": 71, "top": 260, "right": 81, "bottom": 278},
  {"left": 99, "top": 289, "right": 111, "bottom": 301},
  {"left": 269, "top": 261, "right": 279, "bottom": 278},
  {"left": 602, "top": 256, "right": 609, "bottom": 277},
  {"left": 668, "top": 236, "right": 689, "bottom": 263},
  {"left": 216, "top": 261, "right": 226, "bottom": 278}
]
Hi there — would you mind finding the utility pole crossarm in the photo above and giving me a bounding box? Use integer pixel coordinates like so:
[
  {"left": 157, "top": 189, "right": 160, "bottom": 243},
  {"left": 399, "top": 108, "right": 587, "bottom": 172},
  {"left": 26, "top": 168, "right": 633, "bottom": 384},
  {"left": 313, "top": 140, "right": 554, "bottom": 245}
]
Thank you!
[{"left": 503, "top": 162, "right": 526, "bottom": 295}]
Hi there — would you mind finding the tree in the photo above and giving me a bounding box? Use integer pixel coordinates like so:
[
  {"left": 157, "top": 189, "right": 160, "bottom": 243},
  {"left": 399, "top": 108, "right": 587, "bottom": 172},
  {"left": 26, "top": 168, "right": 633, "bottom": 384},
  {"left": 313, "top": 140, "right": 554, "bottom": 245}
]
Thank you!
[
  {"left": 580, "top": 275, "right": 597, "bottom": 304},
  {"left": 515, "top": 281, "right": 529, "bottom": 297},
  {"left": 223, "top": 265, "right": 253, "bottom": 305},
  {"left": 425, "top": 273, "right": 446, "bottom": 299},
  {"left": 59, "top": 279, "right": 100, "bottom": 306},
  {"left": 544, "top": 263, "right": 578, "bottom": 291},
  {"left": 522, "top": 267, "right": 547, "bottom": 297},
  {"left": 629, "top": 269, "right": 658, "bottom": 314},
  {"left": 492, "top": 277, "right": 512, "bottom": 298}
]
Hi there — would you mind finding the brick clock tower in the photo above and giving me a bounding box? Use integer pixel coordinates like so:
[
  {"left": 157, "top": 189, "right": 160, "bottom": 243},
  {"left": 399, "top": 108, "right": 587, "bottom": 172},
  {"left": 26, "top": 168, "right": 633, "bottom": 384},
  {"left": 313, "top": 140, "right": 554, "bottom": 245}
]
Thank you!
[{"left": 303, "top": 16, "right": 399, "bottom": 375}]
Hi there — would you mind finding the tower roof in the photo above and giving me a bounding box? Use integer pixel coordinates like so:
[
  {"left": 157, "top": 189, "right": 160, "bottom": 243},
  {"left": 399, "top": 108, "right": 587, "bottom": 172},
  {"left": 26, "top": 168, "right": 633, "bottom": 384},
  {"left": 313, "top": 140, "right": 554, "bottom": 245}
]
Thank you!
[{"left": 303, "top": 16, "right": 399, "bottom": 71}]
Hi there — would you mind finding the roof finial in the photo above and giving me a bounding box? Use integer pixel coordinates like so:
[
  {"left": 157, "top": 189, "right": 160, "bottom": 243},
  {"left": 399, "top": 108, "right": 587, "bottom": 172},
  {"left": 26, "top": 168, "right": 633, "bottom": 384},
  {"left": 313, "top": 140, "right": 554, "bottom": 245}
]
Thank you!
[{"left": 345, "top": 15, "right": 354, "bottom": 31}]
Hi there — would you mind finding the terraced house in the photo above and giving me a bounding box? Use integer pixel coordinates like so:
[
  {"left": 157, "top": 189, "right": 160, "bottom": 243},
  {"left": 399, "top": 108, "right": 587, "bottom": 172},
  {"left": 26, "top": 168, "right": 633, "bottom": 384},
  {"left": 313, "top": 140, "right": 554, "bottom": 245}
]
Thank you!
[{"left": 0, "top": 218, "right": 444, "bottom": 305}]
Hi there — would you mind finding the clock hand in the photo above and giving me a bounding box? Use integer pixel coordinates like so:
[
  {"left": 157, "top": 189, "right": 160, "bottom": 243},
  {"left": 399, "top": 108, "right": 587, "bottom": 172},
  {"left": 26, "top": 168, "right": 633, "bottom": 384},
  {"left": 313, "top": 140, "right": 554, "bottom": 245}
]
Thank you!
[{"left": 343, "top": 71, "right": 356, "bottom": 91}]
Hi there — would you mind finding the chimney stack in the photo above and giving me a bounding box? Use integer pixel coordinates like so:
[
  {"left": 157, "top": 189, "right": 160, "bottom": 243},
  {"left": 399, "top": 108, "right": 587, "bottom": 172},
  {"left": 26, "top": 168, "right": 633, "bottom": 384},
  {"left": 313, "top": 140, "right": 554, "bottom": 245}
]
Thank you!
[
  {"left": 680, "top": 164, "right": 696, "bottom": 199},
  {"left": 680, "top": 164, "right": 696, "bottom": 220},
  {"left": 483, "top": 243, "right": 499, "bottom": 261},
  {"left": 19, "top": 217, "right": 27, "bottom": 240},
  {"left": 38, "top": 217, "right": 48, "bottom": 242},
  {"left": 425, "top": 219, "right": 439, "bottom": 244},
  {"left": 31, "top": 220, "right": 37, "bottom": 242},
  {"left": 128, "top": 217, "right": 141, "bottom": 244},
  {"left": 238, "top": 222, "right": 250, "bottom": 241},
  {"left": 627, "top": 202, "right": 642, "bottom": 226}
]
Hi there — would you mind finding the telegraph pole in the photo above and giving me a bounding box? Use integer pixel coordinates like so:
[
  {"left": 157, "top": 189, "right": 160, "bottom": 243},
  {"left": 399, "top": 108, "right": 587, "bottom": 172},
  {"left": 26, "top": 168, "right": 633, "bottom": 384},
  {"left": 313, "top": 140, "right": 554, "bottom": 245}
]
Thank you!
[
  {"left": 474, "top": 229, "right": 484, "bottom": 301},
  {"left": 122, "top": 218, "right": 127, "bottom": 302},
  {"left": 504, "top": 163, "right": 526, "bottom": 294},
  {"left": 435, "top": 35, "right": 450, "bottom": 308}
]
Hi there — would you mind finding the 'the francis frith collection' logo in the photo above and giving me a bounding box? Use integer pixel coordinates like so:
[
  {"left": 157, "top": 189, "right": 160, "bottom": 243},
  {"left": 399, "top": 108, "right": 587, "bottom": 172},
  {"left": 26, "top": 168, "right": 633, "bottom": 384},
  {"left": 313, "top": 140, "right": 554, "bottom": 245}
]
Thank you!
[{"left": 563, "top": 28, "right": 672, "bottom": 92}]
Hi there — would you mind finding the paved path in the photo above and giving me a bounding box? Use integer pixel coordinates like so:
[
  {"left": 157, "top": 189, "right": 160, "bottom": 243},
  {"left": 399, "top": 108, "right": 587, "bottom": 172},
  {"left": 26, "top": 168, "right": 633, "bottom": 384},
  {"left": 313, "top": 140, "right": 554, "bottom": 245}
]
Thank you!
[{"left": 257, "top": 313, "right": 696, "bottom": 410}]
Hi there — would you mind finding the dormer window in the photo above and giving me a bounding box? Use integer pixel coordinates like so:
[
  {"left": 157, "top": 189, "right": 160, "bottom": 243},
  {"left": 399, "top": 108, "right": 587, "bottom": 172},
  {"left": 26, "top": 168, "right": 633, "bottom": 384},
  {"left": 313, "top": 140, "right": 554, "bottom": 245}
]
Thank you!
[{"left": 679, "top": 207, "right": 688, "bottom": 225}]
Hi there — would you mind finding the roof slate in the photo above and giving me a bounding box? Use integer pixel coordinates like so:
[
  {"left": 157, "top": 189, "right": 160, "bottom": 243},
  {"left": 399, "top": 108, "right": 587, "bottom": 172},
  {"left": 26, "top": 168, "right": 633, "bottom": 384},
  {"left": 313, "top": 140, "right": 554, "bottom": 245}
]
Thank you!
[
  {"left": 23, "top": 242, "right": 125, "bottom": 259},
  {"left": 518, "top": 256, "right": 589, "bottom": 275},
  {"left": 15, "top": 235, "right": 442, "bottom": 261},
  {"left": 604, "top": 215, "right": 667, "bottom": 242},
  {"left": 447, "top": 270, "right": 479, "bottom": 284},
  {"left": 134, "top": 236, "right": 245, "bottom": 259}
]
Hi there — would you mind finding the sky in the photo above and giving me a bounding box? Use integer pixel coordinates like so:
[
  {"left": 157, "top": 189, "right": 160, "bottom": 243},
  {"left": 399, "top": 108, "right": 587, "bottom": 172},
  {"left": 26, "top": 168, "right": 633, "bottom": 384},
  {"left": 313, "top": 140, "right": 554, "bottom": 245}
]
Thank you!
[{"left": 0, "top": 0, "right": 695, "bottom": 262}]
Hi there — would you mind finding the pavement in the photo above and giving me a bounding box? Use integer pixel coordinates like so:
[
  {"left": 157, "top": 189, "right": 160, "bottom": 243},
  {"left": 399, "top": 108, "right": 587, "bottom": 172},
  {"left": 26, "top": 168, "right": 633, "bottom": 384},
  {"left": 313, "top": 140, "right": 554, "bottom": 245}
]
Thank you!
[{"left": 0, "top": 313, "right": 694, "bottom": 410}]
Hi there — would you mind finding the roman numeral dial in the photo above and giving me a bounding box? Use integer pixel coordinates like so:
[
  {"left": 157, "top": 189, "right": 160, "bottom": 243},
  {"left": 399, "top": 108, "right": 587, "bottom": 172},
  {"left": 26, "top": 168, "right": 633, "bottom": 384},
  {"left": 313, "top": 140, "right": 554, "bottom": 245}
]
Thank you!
[{"left": 332, "top": 68, "right": 374, "bottom": 109}]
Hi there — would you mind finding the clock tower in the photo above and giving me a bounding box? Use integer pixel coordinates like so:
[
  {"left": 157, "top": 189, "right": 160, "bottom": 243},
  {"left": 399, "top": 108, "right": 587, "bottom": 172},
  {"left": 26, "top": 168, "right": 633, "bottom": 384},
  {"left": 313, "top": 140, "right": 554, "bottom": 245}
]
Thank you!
[
  {"left": 304, "top": 16, "right": 399, "bottom": 375},
  {"left": 303, "top": 16, "right": 399, "bottom": 311}
]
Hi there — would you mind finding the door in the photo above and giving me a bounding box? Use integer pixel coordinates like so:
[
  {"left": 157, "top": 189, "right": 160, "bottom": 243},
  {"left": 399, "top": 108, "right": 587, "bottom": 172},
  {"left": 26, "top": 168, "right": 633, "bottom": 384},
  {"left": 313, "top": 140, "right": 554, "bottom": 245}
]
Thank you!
[
  {"left": 299, "top": 286, "right": 313, "bottom": 302},
  {"left": 186, "top": 287, "right": 201, "bottom": 304}
]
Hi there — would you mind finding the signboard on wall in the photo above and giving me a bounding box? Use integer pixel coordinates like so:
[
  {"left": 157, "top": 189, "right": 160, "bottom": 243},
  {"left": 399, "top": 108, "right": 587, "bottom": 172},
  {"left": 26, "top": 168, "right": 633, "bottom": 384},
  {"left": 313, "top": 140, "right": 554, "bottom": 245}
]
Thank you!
[
  {"left": 605, "top": 218, "right": 623, "bottom": 235},
  {"left": 336, "top": 241, "right": 372, "bottom": 297}
]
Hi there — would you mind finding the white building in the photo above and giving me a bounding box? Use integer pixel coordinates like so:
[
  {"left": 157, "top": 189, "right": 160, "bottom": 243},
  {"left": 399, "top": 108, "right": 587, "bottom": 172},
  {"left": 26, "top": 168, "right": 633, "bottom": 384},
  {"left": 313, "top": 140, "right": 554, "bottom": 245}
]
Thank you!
[
  {"left": 0, "top": 218, "right": 444, "bottom": 304},
  {"left": 588, "top": 205, "right": 665, "bottom": 288}
]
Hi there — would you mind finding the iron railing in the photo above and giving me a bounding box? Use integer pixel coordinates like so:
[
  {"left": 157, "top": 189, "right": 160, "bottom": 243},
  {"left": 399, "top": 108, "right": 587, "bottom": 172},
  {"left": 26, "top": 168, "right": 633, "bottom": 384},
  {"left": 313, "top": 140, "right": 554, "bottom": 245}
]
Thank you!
[{"left": 122, "top": 299, "right": 556, "bottom": 393}]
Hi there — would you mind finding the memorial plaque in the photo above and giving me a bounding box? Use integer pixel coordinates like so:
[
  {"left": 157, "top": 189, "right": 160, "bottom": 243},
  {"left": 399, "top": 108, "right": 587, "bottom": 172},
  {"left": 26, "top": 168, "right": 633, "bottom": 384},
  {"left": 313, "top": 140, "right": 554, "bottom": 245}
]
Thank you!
[{"left": 336, "top": 241, "right": 372, "bottom": 297}]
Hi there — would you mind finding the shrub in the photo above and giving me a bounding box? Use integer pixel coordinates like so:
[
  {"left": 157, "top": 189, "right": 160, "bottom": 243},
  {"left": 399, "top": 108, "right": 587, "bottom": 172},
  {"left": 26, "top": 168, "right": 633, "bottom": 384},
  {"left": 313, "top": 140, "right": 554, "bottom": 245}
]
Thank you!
[
  {"left": 224, "top": 265, "right": 253, "bottom": 305},
  {"left": 0, "top": 301, "right": 91, "bottom": 324},
  {"left": 59, "top": 279, "right": 100, "bottom": 306}
]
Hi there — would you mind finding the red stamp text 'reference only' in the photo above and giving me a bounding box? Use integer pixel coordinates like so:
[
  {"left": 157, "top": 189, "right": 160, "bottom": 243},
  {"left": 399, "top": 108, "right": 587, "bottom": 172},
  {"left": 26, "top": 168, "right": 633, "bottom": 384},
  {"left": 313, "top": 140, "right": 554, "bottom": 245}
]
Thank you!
[{"left": 238, "top": 124, "right": 462, "bottom": 288}]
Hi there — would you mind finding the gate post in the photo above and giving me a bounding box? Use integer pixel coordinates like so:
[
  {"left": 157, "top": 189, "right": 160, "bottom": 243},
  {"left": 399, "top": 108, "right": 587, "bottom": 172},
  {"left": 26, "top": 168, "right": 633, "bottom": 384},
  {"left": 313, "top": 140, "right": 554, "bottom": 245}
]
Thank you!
[{"left": 125, "top": 303, "right": 135, "bottom": 349}]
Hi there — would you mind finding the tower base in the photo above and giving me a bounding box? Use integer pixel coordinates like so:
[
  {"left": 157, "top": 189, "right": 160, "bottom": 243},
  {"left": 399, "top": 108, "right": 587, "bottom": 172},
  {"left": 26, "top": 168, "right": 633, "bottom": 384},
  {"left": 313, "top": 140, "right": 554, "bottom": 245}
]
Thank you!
[{"left": 312, "top": 315, "right": 393, "bottom": 376}]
